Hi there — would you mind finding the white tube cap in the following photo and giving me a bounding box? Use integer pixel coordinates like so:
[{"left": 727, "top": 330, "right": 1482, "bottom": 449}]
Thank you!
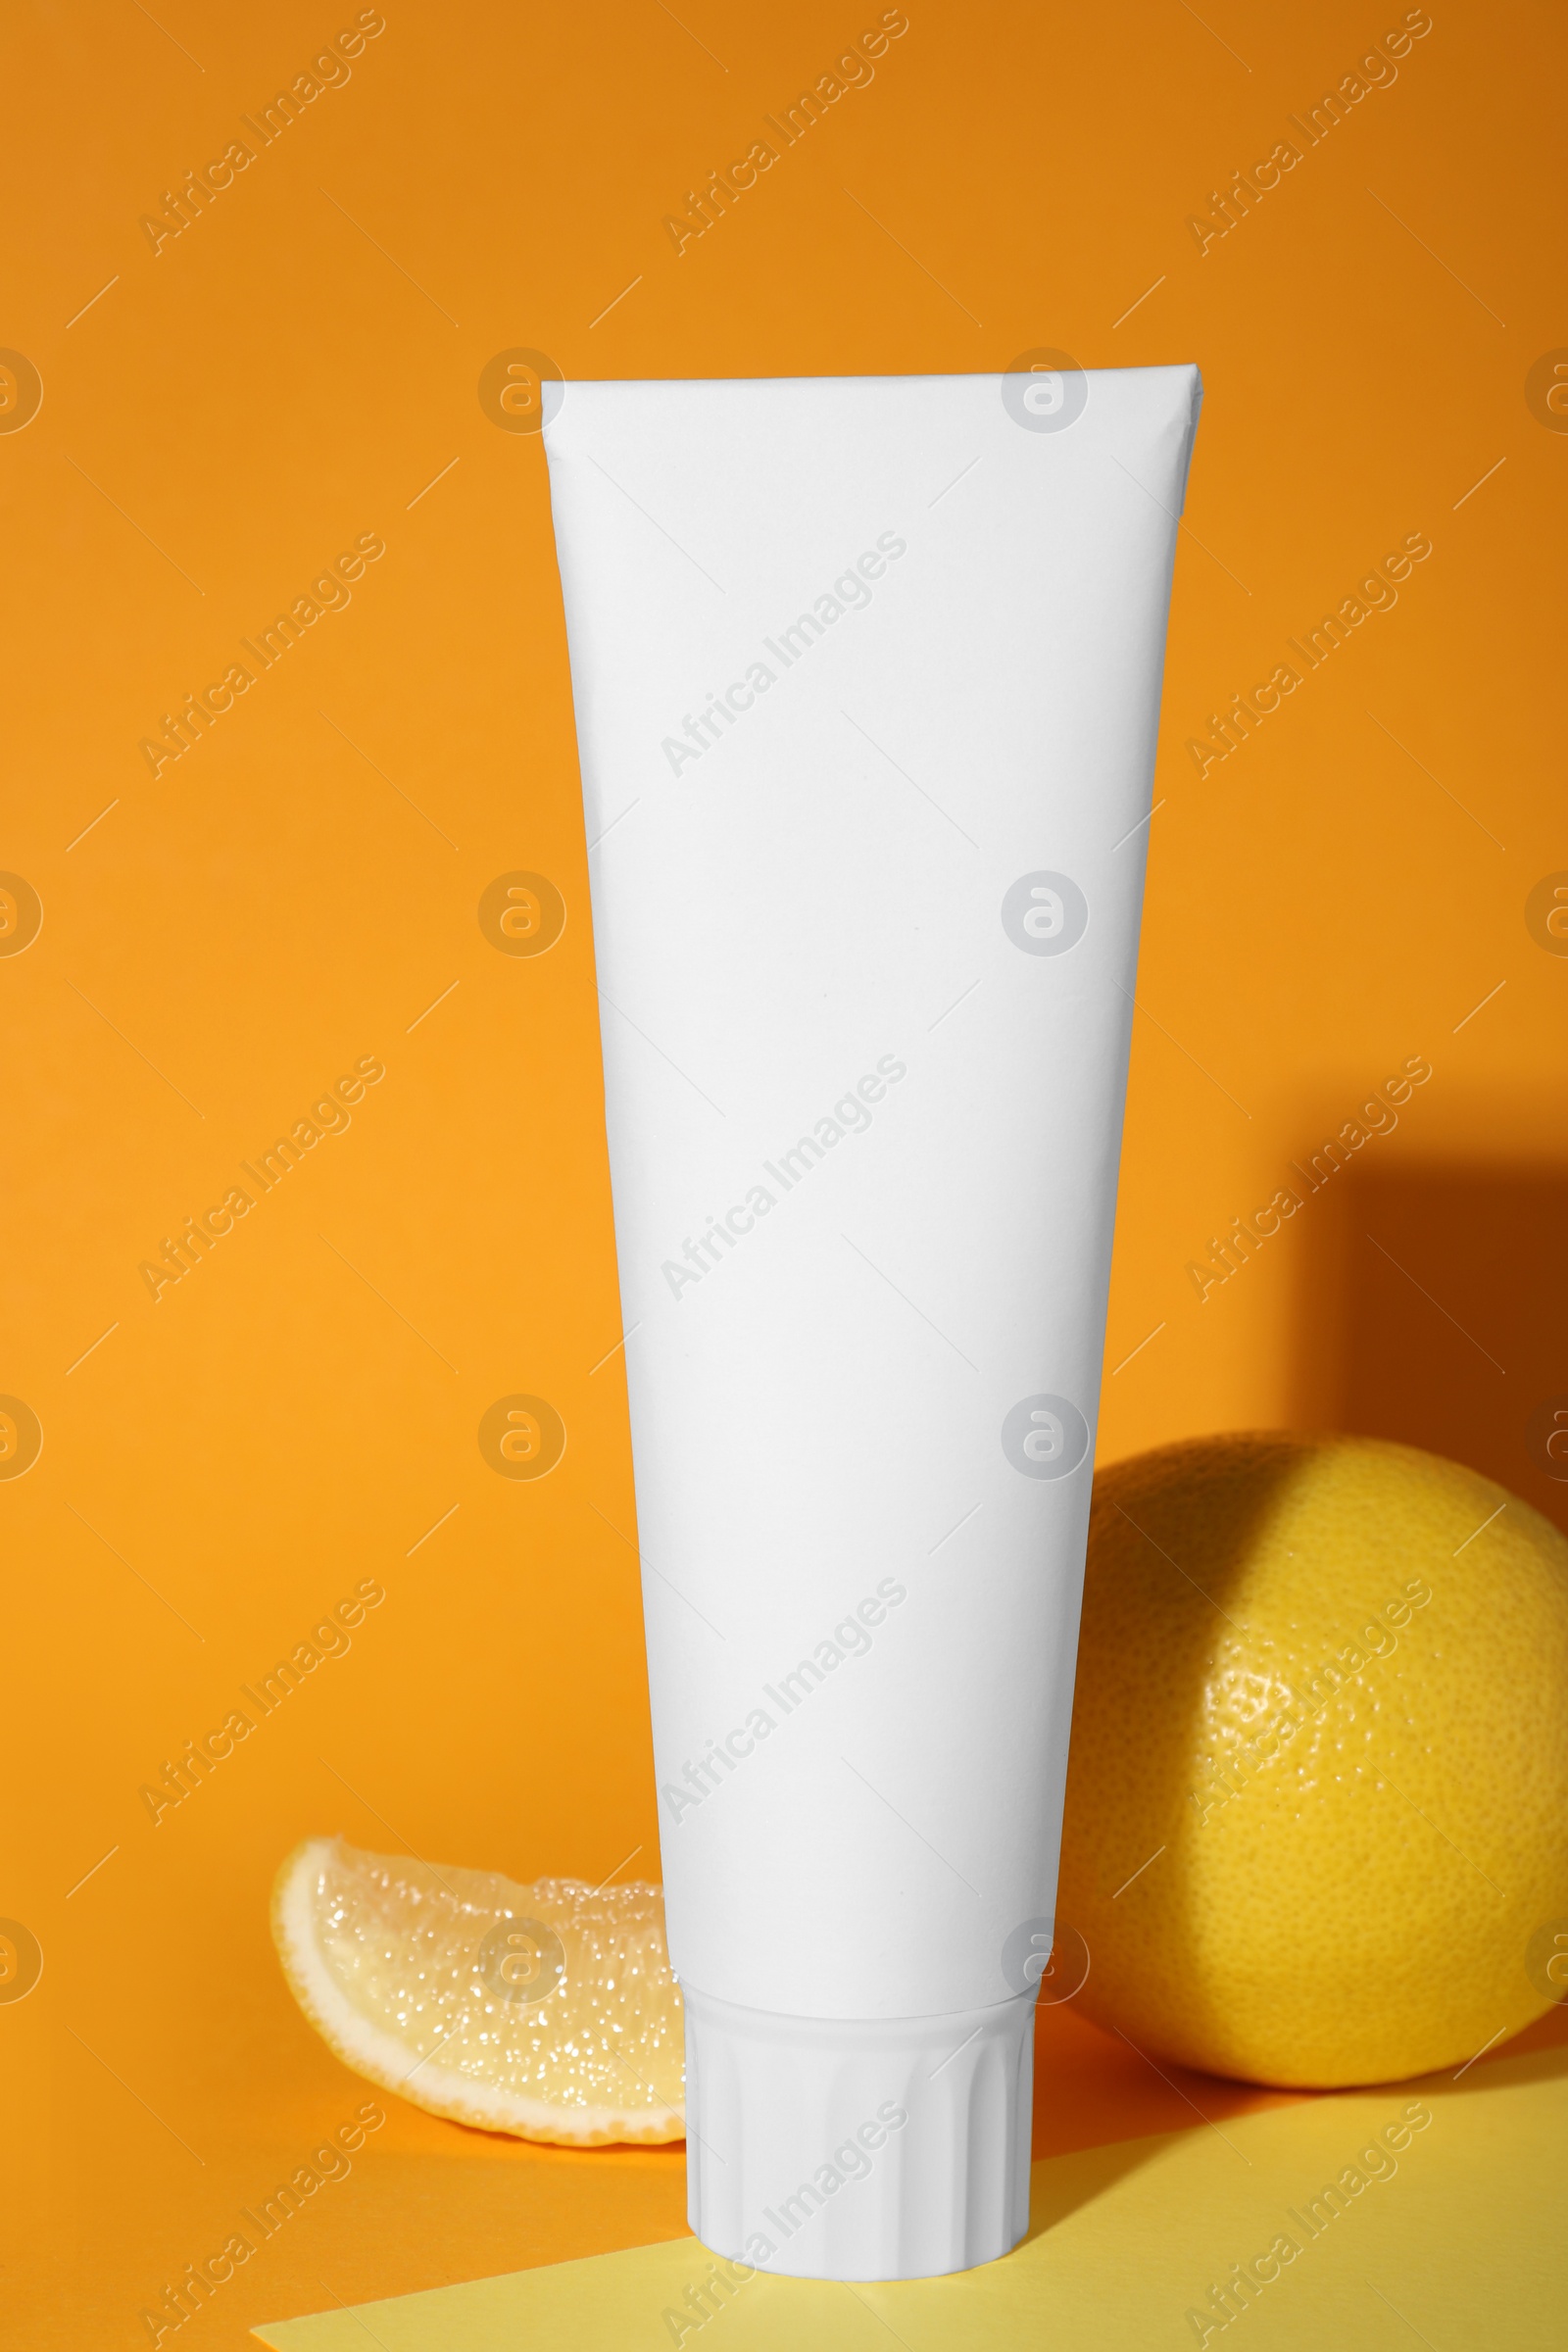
[{"left": 681, "top": 1984, "right": 1036, "bottom": 2281}]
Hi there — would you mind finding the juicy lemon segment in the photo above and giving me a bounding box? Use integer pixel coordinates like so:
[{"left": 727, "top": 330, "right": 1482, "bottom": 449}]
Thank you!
[{"left": 271, "top": 1837, "right": 685, "bottom": 2145}]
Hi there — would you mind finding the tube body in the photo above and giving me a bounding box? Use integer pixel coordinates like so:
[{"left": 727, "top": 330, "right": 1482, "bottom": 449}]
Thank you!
[{"left": 545, "top": 366, "right": 1200, "bottom": 2278}]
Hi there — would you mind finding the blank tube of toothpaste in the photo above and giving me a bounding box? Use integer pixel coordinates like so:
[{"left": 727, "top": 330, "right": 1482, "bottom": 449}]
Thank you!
[{"left": 543, "top": 363, "right": 1201, "bottom": 2281}]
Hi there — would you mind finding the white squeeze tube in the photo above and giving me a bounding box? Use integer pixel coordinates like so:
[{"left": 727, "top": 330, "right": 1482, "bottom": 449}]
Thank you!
[{"left": 543, "top": 364, "right": 1201, "bottom": 2281}]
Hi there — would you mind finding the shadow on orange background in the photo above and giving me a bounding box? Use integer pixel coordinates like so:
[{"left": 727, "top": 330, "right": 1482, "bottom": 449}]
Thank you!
[{"left": 1292, "top": 1160, "right": 1568, "bottom": 1536}]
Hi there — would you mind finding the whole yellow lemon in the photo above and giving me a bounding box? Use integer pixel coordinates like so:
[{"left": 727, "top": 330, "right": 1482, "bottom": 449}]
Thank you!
[{"left": 1056, "top": 1434, "right": 1568, "bottom": 2086}]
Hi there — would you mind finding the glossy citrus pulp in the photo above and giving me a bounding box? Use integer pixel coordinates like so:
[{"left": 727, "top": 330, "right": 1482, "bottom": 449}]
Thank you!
[{"left": 272, "top": 1837, "right": 684, "bottom": 2144}]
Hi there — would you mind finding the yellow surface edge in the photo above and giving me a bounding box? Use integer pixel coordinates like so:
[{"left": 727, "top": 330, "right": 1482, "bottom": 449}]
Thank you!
[{"left": 252, "top": 2045, "right": 1566, "bottom": 2350}]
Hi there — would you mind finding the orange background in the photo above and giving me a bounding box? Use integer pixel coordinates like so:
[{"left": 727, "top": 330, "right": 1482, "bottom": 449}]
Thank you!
[{"left": 3, "top": 0, "right": 1564, "bottom": 2341}]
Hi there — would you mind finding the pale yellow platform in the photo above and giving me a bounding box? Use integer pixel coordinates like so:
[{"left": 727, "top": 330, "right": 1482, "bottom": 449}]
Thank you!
[{"left": 255, "top": 2043, "right": 1564, "bottom": 2350}]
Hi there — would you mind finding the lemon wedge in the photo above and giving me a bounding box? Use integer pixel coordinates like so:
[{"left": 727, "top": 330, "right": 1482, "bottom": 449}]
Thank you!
[{"left": 271, "top": 1836, "right": 685, "bottom": 2145}]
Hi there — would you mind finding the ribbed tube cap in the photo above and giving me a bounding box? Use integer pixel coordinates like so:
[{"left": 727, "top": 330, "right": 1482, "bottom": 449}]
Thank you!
[{"left": 681, "top": 1984, "right": 1035, "bottom": 2281}]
